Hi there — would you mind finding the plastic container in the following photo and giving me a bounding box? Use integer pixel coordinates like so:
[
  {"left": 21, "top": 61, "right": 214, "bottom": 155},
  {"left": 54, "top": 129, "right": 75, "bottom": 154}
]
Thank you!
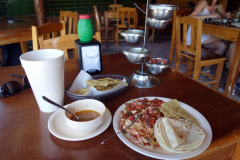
[{"left": 77, "top": 15, "right": 93, "bottom": 42}]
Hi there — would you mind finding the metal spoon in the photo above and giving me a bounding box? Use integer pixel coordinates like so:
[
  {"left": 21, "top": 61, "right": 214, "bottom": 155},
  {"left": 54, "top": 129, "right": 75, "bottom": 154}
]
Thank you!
[
  {"left": 101, "top": 113, "right": 147, "bottom": 145},
  {"left": 42, "top": 96, "right": 80, "bottom": 121},
  {"left": 124, "top": 21, "right": 132, "bottom": 33},
  {"left": 141, "top": 35, "right": 154, "bottom": 52}
]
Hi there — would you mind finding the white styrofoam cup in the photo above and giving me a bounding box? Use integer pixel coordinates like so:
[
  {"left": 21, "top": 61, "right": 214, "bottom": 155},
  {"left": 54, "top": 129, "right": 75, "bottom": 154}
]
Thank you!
[{"left": 20, "top": 49, "right": 65, "bottom": 112}]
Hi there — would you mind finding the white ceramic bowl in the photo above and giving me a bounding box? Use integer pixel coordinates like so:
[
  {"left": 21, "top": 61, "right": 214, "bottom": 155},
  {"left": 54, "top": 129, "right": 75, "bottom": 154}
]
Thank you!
[{"left": 64, "top": 99, "right": 106, "bottom": 133}]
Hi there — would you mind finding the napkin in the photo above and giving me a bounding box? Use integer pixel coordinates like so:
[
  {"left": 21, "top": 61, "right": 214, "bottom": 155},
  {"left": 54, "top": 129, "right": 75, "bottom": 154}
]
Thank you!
[
  {"left": 81, "top": 45, "right": 101, "bottom": 71},
  {"left": 68, "top": 70, "right": 127, "bottom": 96}
]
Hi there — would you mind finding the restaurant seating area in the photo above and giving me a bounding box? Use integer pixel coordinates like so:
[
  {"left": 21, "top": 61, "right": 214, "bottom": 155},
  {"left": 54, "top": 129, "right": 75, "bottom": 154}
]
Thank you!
[{"left": 1, "top": 0, "right": 240, "bottom": 159}]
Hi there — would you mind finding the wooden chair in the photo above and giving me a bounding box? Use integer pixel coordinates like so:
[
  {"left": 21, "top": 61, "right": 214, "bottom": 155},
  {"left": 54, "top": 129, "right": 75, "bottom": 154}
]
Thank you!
[
  {"left": 32, "top": 21, "right": 66, "bottom": 51},
  {"left": 39, "top": 32, "right": 101, "bottom": 60},
  {"left": 109, "top": 4, "right": 123, "bottom": 10},
  {"left": 175, "top": 16, "right": 227, "bottom": 90},
  {"left": 115, "top": 7, "right": 137, "bottom": 51},
  {"left": 166, "top": 9, "right": 191, "bottom": 34},
  {"left": 60, "top": 10, "right": 78, "bottom": 34},
  {"left": 93, "top": 5, "right": 115, "bottom": 43},
  {"left": 0, "top": 48, "right": 2, "bottom": 68},
  {"left": 169, "top": 9, "right": 191, "bottom": 64}
]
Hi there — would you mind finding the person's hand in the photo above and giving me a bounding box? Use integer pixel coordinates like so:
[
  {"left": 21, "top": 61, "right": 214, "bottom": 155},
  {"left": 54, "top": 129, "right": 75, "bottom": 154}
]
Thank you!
[
  {"left": 225, "top": 12, "right": 232, "bottom": 19},
  {"left": 210, "top": 13, "right": 221, "bottom": 19}
]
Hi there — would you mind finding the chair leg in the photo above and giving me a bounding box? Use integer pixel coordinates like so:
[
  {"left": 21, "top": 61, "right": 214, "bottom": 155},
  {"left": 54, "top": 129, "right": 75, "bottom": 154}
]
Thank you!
[
  {"left": 151, "top": 29, "right": 155, "bottom": 43},
  {"left": 175, "top": 46, "right": 181, "bottom": 71},
  {"left": 169, "top": 41, "right": 175, "bottom": 63},
  {"left": 193, "top": 62, "right": 201, "bottom": 81},
  {"left": 212, "top": 61, "right": 225, "bottom": 90},
  {"left": 186, "top": 59, "right": 194, "bottom": 77}
]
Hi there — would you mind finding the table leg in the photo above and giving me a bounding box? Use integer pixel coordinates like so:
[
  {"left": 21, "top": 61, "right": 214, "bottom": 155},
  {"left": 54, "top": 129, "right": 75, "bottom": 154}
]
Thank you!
[
  {"left": 224, "top": 35, "right": 240, "bottom": 97},
  {"left": 105, "top": 12, "right": 109, "bottom": 48},
  {"left": 232, "top": 141, "right": 240, "bottom": 160},
  {"left": 20, "top": 41, "right": 28, "bottom": 54}
]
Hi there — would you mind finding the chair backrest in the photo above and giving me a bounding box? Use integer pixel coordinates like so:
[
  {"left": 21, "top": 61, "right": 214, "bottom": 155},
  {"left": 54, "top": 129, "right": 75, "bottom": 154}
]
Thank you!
[
  {"left": 40, "top": 32, "right": 101, "bottom": 60},
  {"left": 109, "top": 4, "right": 123, "bottom": 10},
  {"left": 116, "top": 7, "right": 137, "bottom": 30},
  {"left": 172, "top": 9, "right": 191, "bottom": 42},
  {"left": 176, "top": 16, "right": 202, "bottom": 59},
  {"left": 93, "top": 5, "right": 101, "bottom": 32},
  {"left": 32, "top": 21, "right": 66, "bottom": 51},
  {"left": 60, "top": 10, "right": 78, "bottom": 34}
]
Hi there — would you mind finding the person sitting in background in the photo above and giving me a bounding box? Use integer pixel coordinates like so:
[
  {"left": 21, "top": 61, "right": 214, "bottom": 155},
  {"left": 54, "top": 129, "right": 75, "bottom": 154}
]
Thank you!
[
  {"left": 218, "top": 42, "right": 240, "bottom": 95},
  {"left": 187, "top": 0, "right": 232, "bottom": 76}
]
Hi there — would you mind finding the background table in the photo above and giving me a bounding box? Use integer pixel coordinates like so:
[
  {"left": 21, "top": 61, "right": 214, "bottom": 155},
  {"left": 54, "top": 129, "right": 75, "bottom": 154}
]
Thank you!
[
  {"left": 202, "top": 23, "right": 240, "bottom": 97},
  {"left": 0, "top": 21, "right": 37, "bottom": 53},
  {"left": 1, "top": 53, "right": 240, "bottom": 159},
  {"left": 104, "top": 11, "right": 138, "bottom": 48}
]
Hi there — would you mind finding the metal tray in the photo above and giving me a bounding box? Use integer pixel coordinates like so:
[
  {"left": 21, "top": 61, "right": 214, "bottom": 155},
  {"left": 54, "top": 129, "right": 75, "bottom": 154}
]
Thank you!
[{"left": 65, "top": 74, "right": 131, "bottom": 101}]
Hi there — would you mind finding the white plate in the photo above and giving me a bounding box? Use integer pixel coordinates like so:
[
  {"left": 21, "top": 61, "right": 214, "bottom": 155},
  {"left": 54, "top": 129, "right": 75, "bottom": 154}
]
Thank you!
[
  {"left": 113, "top": 97, "right": 212, "bottom": 160},
  {"left": 48, "top": 106, "right": 112, "bottom": 141},
  {"left": 231, "top": 23, "right": 240, "bottom": 27}
]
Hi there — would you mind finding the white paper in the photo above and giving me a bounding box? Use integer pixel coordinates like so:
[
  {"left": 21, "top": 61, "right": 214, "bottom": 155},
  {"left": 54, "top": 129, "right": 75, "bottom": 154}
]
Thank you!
[
  {"left": 81, "top": 45, "right": 100, "bottom": 71},
  {"left": 68, "top": 70, "right": 127, "bottom": 96}
]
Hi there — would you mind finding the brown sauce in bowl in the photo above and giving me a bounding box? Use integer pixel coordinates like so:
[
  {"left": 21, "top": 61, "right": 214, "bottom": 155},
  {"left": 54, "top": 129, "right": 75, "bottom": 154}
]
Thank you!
[{"left": 70, "top": 110, "right": 101, "bottom": 122}]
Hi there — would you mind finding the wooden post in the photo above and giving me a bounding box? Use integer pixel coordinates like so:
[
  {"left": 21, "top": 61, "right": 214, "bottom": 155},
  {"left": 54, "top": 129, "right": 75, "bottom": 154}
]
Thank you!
[
  {"left": 114, "top": 0, "right": 119, "bottom": 4},
  {"left": 33, "top": 0, "right": 45, "bottom": 26}
]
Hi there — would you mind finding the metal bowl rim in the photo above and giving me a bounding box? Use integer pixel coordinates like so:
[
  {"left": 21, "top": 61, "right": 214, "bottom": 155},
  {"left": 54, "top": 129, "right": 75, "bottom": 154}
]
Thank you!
[
  {"left": 123, "top": 47, "right": 151, "bottom": 57},
  {"left": 147, "top": 18, "right": 172, "bottom": 22},
  {"left": 149, "top": 4, "right": 179, "bottom": 10},
  {"left": 120, "top": 30, "right": 144, "bottom": 37}
]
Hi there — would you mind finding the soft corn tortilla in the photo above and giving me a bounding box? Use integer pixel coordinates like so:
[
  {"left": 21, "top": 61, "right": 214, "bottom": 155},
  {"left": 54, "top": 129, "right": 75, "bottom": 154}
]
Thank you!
[
  {"left": 154, "top": 117, "right": 206, "bottom": 153},
  {"left": 161, "top": 99, "right": 200, "bottom": 127}
]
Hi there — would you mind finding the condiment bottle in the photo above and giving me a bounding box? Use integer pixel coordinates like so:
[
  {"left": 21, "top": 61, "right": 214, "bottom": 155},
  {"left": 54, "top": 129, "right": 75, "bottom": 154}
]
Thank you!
[{"left": 77, "top": 15, "right": 93, "bottom": 42}]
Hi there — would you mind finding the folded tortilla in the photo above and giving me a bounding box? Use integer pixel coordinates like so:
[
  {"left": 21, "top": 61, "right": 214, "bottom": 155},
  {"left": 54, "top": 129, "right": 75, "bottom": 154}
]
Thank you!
[{"left": 154, "top": 117, "right": 206, "bottom": 153}]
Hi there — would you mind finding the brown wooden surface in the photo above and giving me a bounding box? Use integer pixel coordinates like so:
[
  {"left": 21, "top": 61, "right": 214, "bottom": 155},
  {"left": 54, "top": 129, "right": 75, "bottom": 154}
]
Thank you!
[
  {"left": 32, "top": 21, "right": 66, "bottom": 50},
  {"left": 1, "top": 53, "right": 240, "bottom": 159},
  {"left": 42, "top": 32, "right": 101, "bottom": 60},
  {"left": 104, "top": 10, "right": 138, "bottom": 48},
  {"left": 175, "top": 17, "right": 226, "bottom": 90},
  {"left": 202, "top": 23, "right": 240, "bottom": 97},
  {"left": 0, "top": 21, "right": 37, "bottom": 54},
  {"left": 60, "top": 10, "right": 78, "bottom": 34}
]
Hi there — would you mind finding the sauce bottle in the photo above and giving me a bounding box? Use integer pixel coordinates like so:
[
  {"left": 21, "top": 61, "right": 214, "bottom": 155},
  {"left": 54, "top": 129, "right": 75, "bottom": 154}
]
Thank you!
[{"left": 77, "top": 15, "right": 93, "bottom": 42}]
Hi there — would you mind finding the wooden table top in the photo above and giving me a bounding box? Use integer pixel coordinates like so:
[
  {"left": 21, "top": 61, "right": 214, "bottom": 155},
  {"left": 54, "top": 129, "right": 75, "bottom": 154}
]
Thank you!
[
  {"left": 1, "top": 53, "right": 240, "bottom": 159},
  {"left": 0, "top": 21, "right": 37, "bottom": 33}
]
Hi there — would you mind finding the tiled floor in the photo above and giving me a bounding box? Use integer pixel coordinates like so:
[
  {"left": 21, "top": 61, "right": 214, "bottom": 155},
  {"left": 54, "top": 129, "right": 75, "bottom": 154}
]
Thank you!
[{"left": 101, "top": 33, "right": 240, "bottom": 102}]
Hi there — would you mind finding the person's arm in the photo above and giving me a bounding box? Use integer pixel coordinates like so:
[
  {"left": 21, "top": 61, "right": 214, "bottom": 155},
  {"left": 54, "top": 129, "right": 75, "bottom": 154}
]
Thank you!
[
  {"left": 216, "top": 4, "right": 232, "bottom": 19},
  {"left": 190, "top": 0, "right": 220, "bottom": 19}
]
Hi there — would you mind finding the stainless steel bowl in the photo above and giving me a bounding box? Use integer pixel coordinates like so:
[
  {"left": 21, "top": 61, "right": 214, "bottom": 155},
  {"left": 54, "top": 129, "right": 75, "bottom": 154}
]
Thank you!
[
  {"left": 221, "top": 19, "right": 228, "bottom": 24},
  {"left": 120, "top": 30, "right": 144, "bottom": 44},
  {"left": 233, "top": 19, "right": 239, "bottom": 23},
  {"left": 147, "top": 18, "right": 171, "bottom": 29},
  {"left": 123, "top": 47, "right": 151, "bottom": 64},
  {"left": 149, "top": 4, "right": 179, "bottom": 20},
  {"left": 145, "top": 58, "right": 170, "bottom": 74}
]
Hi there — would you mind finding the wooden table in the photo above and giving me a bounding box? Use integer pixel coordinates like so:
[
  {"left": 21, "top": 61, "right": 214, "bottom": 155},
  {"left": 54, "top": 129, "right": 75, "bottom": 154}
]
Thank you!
[
  {"left": 202, "top": 23, "right": 240, "bottom": 97},
  {"left": 1, "top": 53, "right": 240, "bottom": 159},
  {"left": 0, "top": 21, "right": 37, "bottom": 53}
]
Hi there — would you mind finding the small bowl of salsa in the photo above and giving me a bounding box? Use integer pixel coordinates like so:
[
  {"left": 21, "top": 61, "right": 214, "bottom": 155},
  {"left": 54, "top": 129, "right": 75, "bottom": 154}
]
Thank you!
[
  {"left": 145, "top": 58, "right": 170, "bottom": 74},
  {"left": 64, "top": 99, "right": 106, "bottom": 133}
]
